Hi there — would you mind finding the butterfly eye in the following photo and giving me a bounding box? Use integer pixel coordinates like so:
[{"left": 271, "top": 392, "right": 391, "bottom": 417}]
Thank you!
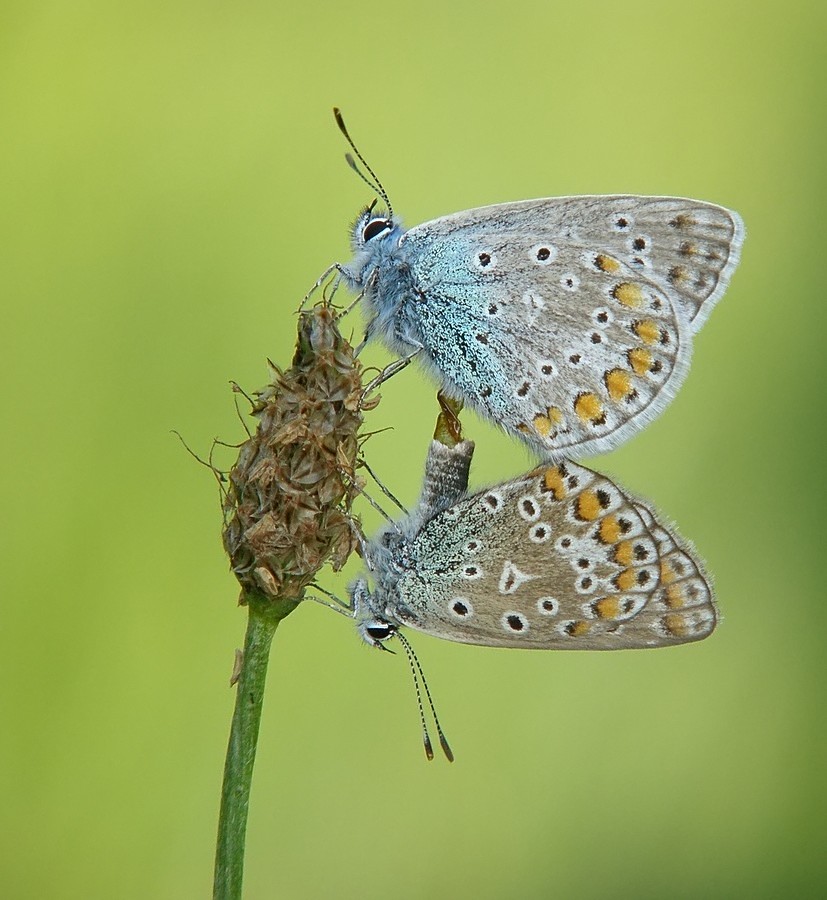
[
  {"left": 362, "top": 218, "right": 391, "bottom": 242},
  {"left": 365, "top": 622, "right": 394, "bottom": 641}
]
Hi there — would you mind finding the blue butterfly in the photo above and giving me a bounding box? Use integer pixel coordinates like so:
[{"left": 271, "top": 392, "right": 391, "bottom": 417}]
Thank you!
[{"left": 332, "top": 109, "right": 744, "bottom": 459}]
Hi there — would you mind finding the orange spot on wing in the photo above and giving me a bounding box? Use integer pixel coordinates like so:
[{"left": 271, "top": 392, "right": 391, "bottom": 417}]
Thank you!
[
  {"left": 594, "top": 254, "right": 621, "bottom": 273},
  {"left": 628, "top": 347, "right": 653, "bottom": 375},
  {"left": 613, "top": 540, "right": 634, "bottom": 566},
  {"left": 665, "top": 583, "right": 685, "bottom": 609},
  {"left": 593, "top": 596, "right": 621, "bottom": 619},
  {"left": 632, "top": 319, "right": 660, "bottom": 345},
  {"left": 614, "top": 568, "right": 636, "bottom": 591},
  {"left": 598, "top": 514, "right": 622, "bottom": 543},
  {"left": 612, "top": 282, "right": 643, "bottom": 307},
  {"left": 605, "top": 368, "right": 634, "bottom": 402},
  {"left": 543, "top": 467, "right": 566, "bottom": 500},
  {"left": 660, "top": 560, "right": 676, "bottom": 584},
  {"left": 533, "top": 413, "right": 551, "bottom": 436},
  {"left": 576, "top": 490, "right": 602, "bottom": 521},
  {"left": 663, "top": 613, "right": 690, "bottom": 637},
  {"left": 574, "top": 392, "right": 604, "bottom": 424}
]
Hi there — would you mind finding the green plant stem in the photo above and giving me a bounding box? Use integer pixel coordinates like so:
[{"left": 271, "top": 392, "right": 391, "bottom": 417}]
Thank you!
[{"left": 213, "top": 593, "right": 298, "bottom": 900}]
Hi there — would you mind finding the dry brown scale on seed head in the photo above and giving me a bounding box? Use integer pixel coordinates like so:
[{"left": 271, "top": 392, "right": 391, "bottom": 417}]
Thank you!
[{"left": 222, "top": 304, "right": 377, "bottom": 605}]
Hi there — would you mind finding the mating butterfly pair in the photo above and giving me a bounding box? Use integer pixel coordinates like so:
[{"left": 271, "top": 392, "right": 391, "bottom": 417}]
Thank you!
[{"left": 316, "top": 112, "right": 742, "bottom": 756}]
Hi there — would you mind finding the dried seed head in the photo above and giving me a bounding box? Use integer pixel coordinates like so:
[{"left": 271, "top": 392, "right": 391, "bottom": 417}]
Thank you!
[{"left": 222, "top": 303, "right": 368, "bottom": 606}]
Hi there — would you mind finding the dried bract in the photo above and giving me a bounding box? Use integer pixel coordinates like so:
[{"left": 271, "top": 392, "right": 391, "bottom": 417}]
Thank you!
[{"left": 222, "top": 304, "right": 368, "bottom": 605}]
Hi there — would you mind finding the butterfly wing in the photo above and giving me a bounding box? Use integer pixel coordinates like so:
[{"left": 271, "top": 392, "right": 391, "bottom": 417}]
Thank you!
[
  {"left": 387, "top": 461, "right": 716, "bottom": 649},
  {"left": 400, "top": 196, "right": 742, "bottom": 457},
  {"left": 406, "top": 196, "right": 743, "bottom": 329}
]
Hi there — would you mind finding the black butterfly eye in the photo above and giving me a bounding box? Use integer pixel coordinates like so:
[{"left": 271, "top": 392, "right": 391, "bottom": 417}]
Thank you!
[
  {"left": 362, "top": 218, "right": 390, "bottom": 242},
  {"left": 366, "top": 623, "right": 393, "bottom": 641}
]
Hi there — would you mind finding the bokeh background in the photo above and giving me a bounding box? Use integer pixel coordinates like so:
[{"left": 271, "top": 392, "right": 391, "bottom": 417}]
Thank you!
[{"left": 2, "top": 1, "right": 825, "bottom": 897}]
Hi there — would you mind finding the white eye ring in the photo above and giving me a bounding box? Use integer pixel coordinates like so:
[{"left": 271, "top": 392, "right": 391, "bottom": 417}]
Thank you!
[
  {"left": 362, "top": 218, "right": 392, "bottom": 242},
  {"left": 537, "top": 597, "right": 559, "bottom": 616},
  {"left": 517, "top": 495, "right": 541, "bottom": 522},
  {"left": 449, "top": 598, "right": 474, "bottom": 619}
]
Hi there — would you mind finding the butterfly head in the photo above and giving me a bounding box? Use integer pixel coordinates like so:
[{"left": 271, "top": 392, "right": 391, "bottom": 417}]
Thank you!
[
  {"left": 350, "top": 201, "right": 402, "bottom": 252},
  {"left": 334, "top": 107, "right": 400, "bottom": 256},
  {"left": 350, "top": 576, "right": 398, "bottom": 649}
]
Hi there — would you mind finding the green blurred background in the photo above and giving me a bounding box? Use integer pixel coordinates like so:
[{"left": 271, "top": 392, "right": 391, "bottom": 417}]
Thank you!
[{"left": 2, "top": 1, "right": 824, "bottom": 897}]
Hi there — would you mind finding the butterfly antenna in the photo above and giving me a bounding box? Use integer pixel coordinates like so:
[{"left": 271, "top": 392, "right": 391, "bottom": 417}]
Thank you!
[
  {"left": 396, "top": 630, "right": 435, "bottom": 760},
  {"left": 333, "top": 107, "right": 393, "bottom": 219},
  {"left": 396, "top": 631, "right": 454, "bottom": 762}
]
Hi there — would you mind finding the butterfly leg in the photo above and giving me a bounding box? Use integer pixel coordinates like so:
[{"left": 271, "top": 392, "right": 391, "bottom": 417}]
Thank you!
[
  {"left": 335, "top": 467, "right": 403, "bottom": 557},
  {"left": 359, "top": 349, "right": 422, "bottom": 404},
  {"left": 297, "top": 262, "right": 348, "bottom": 312},
  {"left": 359, "top": 457, "right": 408, "bottom": 514},
  {"left": 348, "top": 480, "right": 400, "bottom": 533},
  {"left": 321, "top": 273, "right": 342, "bottom": 306},
  {"left": 336, "top": 267, "right": 379, "bottom": 322},
  {"left": 345, "top": 513, "right": 382, "bottom": 572},
  {"left": 305, "top": 583, "right": 355, "bottom": 616}
]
